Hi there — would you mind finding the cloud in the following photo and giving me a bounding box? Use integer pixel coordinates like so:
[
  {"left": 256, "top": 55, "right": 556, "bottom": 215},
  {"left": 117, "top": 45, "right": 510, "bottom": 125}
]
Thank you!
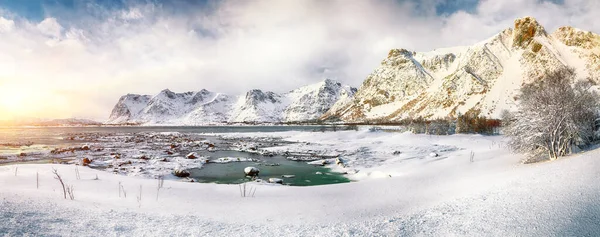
[
  {"left": 0, "top": 0, "right": 597, "bottom": 120},
  {"left": 36, "top": 17, "right": 62, "bottom": 38}
]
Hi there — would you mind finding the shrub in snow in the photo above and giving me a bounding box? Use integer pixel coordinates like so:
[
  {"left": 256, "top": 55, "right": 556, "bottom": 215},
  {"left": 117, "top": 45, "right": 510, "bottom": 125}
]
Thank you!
[
  {"left": 52, "top": 168, "right": 74, "bottom": 200},
  {"left": 244, "top": 167, "right": 260, "bottom": 176},
  {"left": 456, "top": 114, "right": 501, "bottom": 135},
  {"left": 239, "top": 183, "right": 256, "bottom": 198},
  {"left": 503, "top": 67, "right": 599, "bottom": 162}
]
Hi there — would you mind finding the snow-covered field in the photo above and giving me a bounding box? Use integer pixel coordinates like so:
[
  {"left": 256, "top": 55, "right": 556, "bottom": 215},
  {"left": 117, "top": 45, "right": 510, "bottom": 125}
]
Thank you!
[{"left": 1, "top": 130, "right": 599, "bottom": 236}]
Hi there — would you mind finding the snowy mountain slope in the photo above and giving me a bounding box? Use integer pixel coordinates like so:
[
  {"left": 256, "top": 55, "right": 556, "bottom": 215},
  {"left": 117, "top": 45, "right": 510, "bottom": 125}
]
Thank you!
[
  {"left": 107, "top": 79, "right": 356, "bottom": 125},
  {"left": 108, "top": 94, "right": 152, "bottom": 123},
  {"left": 228, "top": 79, "right": 357, "bottom": 123},
  {"left": 284, "top": 79, "right": 357, "bottom": 122},
  {"left": 108, "top": 89, "right": 237, "bottom": 125},
  {"left": 183, "top": 93, "right": 234, "bottom": 125},
  {"left": 228, "top": 89, "right": 286, "bottom": 123},
  {"left": 322, "top": 17, "right": 600, "bottom": 122}
]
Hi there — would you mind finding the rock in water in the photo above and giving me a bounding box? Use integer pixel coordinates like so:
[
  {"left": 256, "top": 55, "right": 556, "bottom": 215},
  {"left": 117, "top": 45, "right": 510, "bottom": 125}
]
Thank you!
[
  {"left": 173, "top": 168, "right": 190, "bottom": 177},
  {"left": 335, "top": 157, "right": 345, "bottom": 167},
  {"left": 268, "top": 178, "right": 283, "bottom": 184},
  {"left": 82, "top": 158, "right": 92, "bottom": 166},
  {"left": 186, "top": 152, "right": 198, "bottom": 159},
  {"left": 244, "top": 167, "right": 260, "bottom": 176}
]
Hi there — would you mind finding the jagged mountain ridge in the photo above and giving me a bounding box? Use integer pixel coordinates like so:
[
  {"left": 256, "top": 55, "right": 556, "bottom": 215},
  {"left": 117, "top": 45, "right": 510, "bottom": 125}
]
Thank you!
[
  {"left": 322, "top": 17, "right": 600, "bottom": 122},
  {"left": 107, "top": 79, "right": 356, "bottom": 125}
]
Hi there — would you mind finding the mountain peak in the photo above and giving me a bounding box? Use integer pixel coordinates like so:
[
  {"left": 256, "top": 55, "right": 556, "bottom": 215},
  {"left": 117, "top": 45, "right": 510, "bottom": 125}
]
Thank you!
[
  {"left": 157, "top": 89, "right": 177, "bottom": 99},
  {"left": 321, "top": 78, "right": 342, "bottom": 87},
  {"left": 387, "top": 48, "right": 413, "bottom": 59},
  {"left": 553, "top": 26, "right": 600, "bottom": 49},
  {"left": 512, "top": 16, "right": 547, "bottom": 48}
]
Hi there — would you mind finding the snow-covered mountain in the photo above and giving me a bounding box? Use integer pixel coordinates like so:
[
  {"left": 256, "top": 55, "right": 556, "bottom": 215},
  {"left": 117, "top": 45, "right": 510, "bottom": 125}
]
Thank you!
[
  {"left": 108, "top": 94, "right": 152, "bottom": 124},
  {"left": 107, "top": 79, "right": 356, "bottom": 125},
  {"left": 322, "top": 17, "right": 600, "bottom": 122}
]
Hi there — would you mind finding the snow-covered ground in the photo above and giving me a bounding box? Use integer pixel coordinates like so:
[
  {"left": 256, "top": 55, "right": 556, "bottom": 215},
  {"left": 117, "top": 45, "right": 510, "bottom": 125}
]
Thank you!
[{"left": 1, "top": 130, "right": 599, "bottom": 236}]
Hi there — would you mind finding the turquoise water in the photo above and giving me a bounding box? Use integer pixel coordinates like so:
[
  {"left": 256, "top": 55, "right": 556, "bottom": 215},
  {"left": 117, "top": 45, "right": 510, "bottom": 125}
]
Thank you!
[
  {"left": 0, "top": 126, "right": 352, "bottom": 186},
  {"left": 190, "top": 150, "right": 350, "bottom": 186}
]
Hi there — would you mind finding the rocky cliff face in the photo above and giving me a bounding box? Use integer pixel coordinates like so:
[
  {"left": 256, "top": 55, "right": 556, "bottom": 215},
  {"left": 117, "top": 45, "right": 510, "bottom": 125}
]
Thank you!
[
  {"left": 107, "top": 79, "right": 356, "bottom": 125},
  {"left": 322, "top": 17, "right": 600, "bottom": 122}
]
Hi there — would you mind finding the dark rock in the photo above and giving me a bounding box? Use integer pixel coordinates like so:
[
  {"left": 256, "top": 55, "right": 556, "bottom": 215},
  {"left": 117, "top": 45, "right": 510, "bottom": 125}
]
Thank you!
[
  {"left": 82, "top": 158, "right": 92, "bottom": 166},
  {"left": 244, "top": 167, "right": 260, "bottom": 176},
  {"left": 173, "top": 168, "right": 191, "bottom": 177}
]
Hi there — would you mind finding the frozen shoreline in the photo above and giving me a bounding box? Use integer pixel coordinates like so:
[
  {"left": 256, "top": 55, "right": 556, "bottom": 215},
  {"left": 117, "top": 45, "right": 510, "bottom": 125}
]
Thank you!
[{"left": 1, "top": 131, "right": 600, "bottom": 236}]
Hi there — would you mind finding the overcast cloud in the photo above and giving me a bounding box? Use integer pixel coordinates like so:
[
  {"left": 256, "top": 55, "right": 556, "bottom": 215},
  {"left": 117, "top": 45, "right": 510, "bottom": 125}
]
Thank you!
[{"left": 0, "top": 0, "right": 598, "bottom": 120}]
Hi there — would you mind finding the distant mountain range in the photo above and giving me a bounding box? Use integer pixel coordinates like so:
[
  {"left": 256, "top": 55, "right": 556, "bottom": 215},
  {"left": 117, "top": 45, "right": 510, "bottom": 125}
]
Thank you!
[
  {"left": 0, "top": 118, "right": 101, "bottom": 127},
  {"left": 107, "top": 79, "right": 356, "bottom": 125},
  {"left": 108, "top": 17, "right": 600, "bottom": 125}
]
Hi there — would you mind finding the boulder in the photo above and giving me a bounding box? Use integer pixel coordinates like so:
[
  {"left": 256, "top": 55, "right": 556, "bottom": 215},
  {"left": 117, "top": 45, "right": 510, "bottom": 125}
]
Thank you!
[
  {"left": 81, "top": 145, "right": 90, "bottom": 151},
  {"left": 335, "top": 157, "right": 345, "bottom": 166},
  {"left": 268, "top": 178, "right": 283, "bottom": 184},
  {"left": 82, "top": 158, "right": 92, "bottom": 166},
  {"left": 172, "top": 168, "right": 190, "bottom": 177},
  {"left": 186, "top": 152, "right": 198, "bottom": 159},
  {"left": 244, "top": 167, "right": 260, "bottom": 176},
  {"left": 429, "top": 152, "right": 438, "bottom": 157}
]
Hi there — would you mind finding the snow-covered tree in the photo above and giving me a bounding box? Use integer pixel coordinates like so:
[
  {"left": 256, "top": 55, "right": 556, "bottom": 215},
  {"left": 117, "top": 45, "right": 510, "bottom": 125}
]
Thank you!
[{"left": 503, "top": 67, "right": 599, "bottom": 162}]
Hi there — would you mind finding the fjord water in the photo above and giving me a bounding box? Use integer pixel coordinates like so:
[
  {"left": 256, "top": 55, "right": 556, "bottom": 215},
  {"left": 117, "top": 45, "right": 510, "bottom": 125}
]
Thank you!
[
  {"left": 0, "top": 126, "right": 351, "bottom": 186},
  {"left": 190, "top": 150, "right": 350, "bottom": 186}
]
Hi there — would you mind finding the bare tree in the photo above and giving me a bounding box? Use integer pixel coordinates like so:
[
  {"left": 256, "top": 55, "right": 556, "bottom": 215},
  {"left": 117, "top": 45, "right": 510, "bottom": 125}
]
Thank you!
[
  {"left": 503, "top": 67, "right": 599, "bottom": 162},
  {"left": 66, "top": 185, "right": 75, "bottom": 200},
  {"left": 52, "top": 168, "right": 67, "bottom": 199}
]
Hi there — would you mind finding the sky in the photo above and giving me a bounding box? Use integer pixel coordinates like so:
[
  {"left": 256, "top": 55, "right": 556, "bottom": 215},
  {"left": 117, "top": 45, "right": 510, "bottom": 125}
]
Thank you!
[{"left": 0, "top": 0, "right": 597, "bottom": 120}]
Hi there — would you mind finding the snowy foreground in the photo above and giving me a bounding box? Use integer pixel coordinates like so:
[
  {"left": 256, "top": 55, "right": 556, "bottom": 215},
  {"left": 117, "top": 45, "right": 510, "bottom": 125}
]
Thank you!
[{"left": 1, "top": 131, "right": 600, "bottom": 236}]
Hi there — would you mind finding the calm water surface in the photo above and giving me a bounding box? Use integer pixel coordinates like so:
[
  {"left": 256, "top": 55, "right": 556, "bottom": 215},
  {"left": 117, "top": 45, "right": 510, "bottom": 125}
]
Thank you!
[{"left": 0, "top": 126, "right": 351, "bottom": 186}]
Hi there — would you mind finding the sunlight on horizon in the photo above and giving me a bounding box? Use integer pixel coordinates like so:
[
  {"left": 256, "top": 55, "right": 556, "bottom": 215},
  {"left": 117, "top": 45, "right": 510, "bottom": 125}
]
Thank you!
[{"left": 0, "top": 85, "right": 72, "bottom": 120}]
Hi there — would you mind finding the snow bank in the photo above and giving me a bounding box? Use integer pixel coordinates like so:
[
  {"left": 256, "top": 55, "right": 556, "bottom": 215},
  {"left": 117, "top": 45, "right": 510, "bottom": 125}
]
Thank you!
[{"left": 1, "top": 132, "right": 600, "bottom": 236}]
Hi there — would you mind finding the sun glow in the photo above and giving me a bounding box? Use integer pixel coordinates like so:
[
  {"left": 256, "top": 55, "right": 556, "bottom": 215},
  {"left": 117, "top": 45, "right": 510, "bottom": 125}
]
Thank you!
[{"left": 0, "top": 86, "right": 30, "bottom": 120}]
